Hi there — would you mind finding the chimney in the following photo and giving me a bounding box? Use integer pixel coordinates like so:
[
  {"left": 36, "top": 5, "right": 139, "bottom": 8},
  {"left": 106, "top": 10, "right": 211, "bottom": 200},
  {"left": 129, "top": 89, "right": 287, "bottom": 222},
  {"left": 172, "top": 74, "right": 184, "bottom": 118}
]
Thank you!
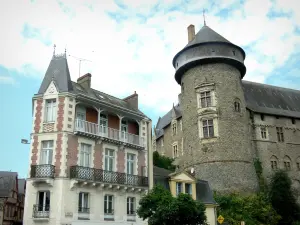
[
  {"left": 77, "top": 73, "right": 91, "bottom": 89},
  {"left": 187, "top": 24, "right": 195, "bottom": 43},
  {"left": 124, "top": 91, "right": 138, "bottom": 110}
]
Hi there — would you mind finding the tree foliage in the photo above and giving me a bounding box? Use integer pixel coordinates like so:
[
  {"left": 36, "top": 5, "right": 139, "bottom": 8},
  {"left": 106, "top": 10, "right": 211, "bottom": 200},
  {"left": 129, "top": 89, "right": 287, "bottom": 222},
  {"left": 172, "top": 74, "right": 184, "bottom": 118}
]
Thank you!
[
  {"left": 269, "top": 170, "right": 300, "bottom": 225},
  {"left": 137, "top": 185, "right": 207, "bottom": 225},
  {"left": 153, "top": 151, "right": 176, "bottom": 171},
  {"left": 214, "top": 192, "right": 281, "bottom": 225}
]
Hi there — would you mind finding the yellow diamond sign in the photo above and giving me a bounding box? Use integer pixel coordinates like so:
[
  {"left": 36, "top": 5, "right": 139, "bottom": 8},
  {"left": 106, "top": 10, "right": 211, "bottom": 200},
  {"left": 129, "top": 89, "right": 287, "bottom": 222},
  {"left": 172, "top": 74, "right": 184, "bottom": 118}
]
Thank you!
[{"left": 217, "top": 215, "right": 225, "bottom": 224}]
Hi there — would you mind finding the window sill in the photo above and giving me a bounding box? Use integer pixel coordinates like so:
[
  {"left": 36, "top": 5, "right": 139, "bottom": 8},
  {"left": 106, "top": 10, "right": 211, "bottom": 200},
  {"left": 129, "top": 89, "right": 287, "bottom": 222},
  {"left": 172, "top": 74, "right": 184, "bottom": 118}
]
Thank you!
[
  {"left": 200, "top": 136, "right": 218, "bottom": 143},
  {"left": 43, "top": 121, "right": 55, "bottom": 124}
]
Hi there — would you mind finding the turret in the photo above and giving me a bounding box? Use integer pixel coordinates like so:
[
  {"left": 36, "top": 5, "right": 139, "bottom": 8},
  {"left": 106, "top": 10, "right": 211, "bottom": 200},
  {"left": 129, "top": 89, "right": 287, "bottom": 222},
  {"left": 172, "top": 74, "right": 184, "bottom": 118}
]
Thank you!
[{"left": 173, "top": 24, "right": 258, "bottom": 194}]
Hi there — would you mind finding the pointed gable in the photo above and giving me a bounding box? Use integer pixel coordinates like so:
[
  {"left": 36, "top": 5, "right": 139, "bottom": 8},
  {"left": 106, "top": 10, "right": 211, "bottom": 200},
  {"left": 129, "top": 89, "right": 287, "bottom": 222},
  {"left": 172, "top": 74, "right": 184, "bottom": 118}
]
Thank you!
[{"left": 38, "top": 53, "right": 73, "bottom": 94}]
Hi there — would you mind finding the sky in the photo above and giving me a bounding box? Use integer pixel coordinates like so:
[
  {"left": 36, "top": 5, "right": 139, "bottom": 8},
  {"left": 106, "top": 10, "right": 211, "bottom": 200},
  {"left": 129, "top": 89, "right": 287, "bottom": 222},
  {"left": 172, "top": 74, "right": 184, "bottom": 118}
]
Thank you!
[{"left": 0, "top": 0, "right": 299, "bottom": 178}]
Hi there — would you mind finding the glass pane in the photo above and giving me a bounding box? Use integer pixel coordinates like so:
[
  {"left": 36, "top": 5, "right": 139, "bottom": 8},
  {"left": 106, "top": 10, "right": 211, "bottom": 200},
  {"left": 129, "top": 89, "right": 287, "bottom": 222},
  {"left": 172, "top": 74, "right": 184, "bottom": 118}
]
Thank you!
[
  {"left": 209, "top": 126, "right": 214, "bottom": 136},
  {"left": 79, "top": 193, "right": 82, "bottom": 207}
]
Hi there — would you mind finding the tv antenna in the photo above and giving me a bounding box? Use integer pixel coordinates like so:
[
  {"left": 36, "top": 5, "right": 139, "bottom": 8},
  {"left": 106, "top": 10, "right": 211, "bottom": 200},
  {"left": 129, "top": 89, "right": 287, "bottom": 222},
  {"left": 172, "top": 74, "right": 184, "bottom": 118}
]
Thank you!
[{"left": 68, "top": 55, "right": 92, "bottom": 78}]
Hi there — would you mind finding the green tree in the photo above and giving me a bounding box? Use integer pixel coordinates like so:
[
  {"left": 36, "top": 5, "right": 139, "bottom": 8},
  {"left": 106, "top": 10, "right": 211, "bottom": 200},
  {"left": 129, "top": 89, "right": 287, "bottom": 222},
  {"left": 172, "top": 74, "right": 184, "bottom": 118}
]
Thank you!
[
  {"left": 153, "top": 151, "right": 176, "bottom": 171},
  {"left": 137, "top": 185, "right": 207, "bottom": 225},
  {"left": 215, "top": 192, "right": 280, "bottom": 225},
  {"left": 269, "top": 170, "right": 300, "bottom": 225}
]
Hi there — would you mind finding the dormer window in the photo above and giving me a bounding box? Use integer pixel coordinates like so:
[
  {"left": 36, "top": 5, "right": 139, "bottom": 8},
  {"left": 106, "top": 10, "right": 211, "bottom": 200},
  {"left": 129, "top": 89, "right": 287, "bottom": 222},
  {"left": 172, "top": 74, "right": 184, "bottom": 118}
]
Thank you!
[{"left": 200, "top": 91, "right": 211, "bottom": 108}]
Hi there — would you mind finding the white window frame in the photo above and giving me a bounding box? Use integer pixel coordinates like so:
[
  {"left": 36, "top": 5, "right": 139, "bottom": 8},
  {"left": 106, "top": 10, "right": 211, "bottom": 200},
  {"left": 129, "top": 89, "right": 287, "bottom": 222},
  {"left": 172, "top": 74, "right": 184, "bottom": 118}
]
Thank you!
[
  {"left": 176, "top": 182, "right": 182, "bottom": 196},
  {"left": 40, "top": 141, "right": 53, "bottom": 165},
  {"left": 104, "top": 195, "right": 114, "bottom": 215},
  {"left": 202, "top": 119, "right": 214, "bottom": 138},
  {"left": 45, "top": 99, "right": 57, "bottom": 123},
  {"left": 127, "top": 197, "right": 135, "bottom": 215},
  {"left": 79, "top": 143, "right": 92, "bottom": 167},
  {"left": 185, "top": 183, "right": 192, "bottom": 195},
  {"left": 78, "top": 192, "right": 89, "bottom": 213},
  {"left": 200, "top": 91, "right": 212, "bottom": 108},
  {"left": 127, "top": 153, "right": 135, "bottom": 175},
  {"left": 37, "top": 191, "right": 50, "bottom": 212},
  {"left": 105, "top": 149, "right": 115, "bottom": 171}
]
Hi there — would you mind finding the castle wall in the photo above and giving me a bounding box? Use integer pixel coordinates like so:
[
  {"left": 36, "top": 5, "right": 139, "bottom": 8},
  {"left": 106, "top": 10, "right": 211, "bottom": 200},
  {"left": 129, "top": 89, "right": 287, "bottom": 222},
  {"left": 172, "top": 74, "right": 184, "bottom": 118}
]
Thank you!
[{"left": 179, "top": 63, "right": 259, "bottom": 193}]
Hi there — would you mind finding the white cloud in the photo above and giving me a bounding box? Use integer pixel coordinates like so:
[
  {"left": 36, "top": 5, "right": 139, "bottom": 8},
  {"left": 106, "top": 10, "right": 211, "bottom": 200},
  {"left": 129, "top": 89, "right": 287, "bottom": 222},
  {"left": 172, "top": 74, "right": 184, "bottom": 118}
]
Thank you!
[
  {"left": 0, "top": 76, "right": 15, "bottom": 85},
  {"left": 0, "top": 0, "right": 299, "bottom": 118}
]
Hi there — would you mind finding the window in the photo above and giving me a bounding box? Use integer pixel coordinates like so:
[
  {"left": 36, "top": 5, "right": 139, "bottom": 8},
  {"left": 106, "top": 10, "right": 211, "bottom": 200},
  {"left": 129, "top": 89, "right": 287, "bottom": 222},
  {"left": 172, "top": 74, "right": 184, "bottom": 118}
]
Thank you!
[
  {"left": 200, "top": 91, "right": 211, "bottom": 108},
  {"left": 40, "top": 141, "right": 53, "bottom": 164},
  {"left": 185, "top": 183, "right": 192, "bottom": 195},
  {"left": 79, "top": 144, "right": 91, "bottom": 167},
  {"left": 261, "top": 114, "right": 265, "bottom": 121},
  {"left": 161, "top": 138, "right": 164, "bottom": 147},
  {"left": 127, "top": 153, "right": 135, "bottom": 175},
  {"left": 284, "top": 156, "right": 292, "bottom": 171},
  {"left": 45, "top": 99, "right": 56, "bottom": 122},
  {"left": 121, "top": 120, "right": 128, "bottom": 133},
  {"left": 234, "top": 101, "right": 241, "bottom": 112},
  {"left": 297, "top": 162, "right": 300, "bottom": 171},
  {"left": 105, "top": 149, "right": 115, "bottom": 171},
  {"left": 291, "top": 118, "right": 296, "bottom": 124},
  {"left": 172, "top": 122, "right": 177, "bottom": 135},
  {"left": 37, "top": 191, "right": 50, "bottom": 212},
  {"left": 276, "top": 127, "right": 284, "bottom": 142},
  {"left": 173, "top": 144, "right": 178, "bottom": 158},
  {"left": 176, "top": 182, "right": 182, "bottom": 196},
  {"left": 127, "top": 197, "right": 135, "bottom": 215},
  {"left": 104, "top": 195, "right": 114, "bottom": 215},
  {"left": 270, "top": 156, "right": 278, "bottom": 170},
  {"left": 99, "top": 114, "right": 108, "bottom": 134},
  {"left": 260, "top": 127, "right": 267, "bottom": 139},
  {"left": 202, "top": 119, "right": 214, "bottom": 138},
  {"left": 78, "top": 192, "right": 89, "bottom": 213}
]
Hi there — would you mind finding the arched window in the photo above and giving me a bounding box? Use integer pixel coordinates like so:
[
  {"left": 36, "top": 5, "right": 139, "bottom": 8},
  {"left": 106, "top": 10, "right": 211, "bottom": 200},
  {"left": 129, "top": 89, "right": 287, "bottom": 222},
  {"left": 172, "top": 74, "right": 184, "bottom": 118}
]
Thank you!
[
  {"left": 234, "top": 99, "right": 241, "bottom": 112},
  {"left": 283, "top": 155, "right": 292, "bottom": 171},
  {"left": 296, "top": 157, "right": 300, "bottom": 171},
  {"left": 270, "top": 155, "right": 278, "bottom": 170}
]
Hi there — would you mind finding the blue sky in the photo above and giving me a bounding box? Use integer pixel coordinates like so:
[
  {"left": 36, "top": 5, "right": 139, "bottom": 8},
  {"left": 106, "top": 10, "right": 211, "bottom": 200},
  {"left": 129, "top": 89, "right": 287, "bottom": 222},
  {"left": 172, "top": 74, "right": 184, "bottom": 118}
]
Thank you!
[{"left": 0, "top": 0, "right": 300, "bottom": 178}]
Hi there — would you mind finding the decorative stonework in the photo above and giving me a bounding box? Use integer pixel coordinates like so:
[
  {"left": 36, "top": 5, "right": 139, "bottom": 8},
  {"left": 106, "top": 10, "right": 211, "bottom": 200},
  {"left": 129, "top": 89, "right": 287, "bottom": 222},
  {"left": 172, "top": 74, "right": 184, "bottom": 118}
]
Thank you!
[
  {"left": 55, "top": 133, "right": 63, "bottom": 176},
  {"left": 31, "top": 135, "right": 39, "bottom": 165},
  {"left": 34, "top": 99, "right": 43, "bottom": 133},
  {"left": 43, "top": 123, "right": 54, "bottom": 132},
  {"left": 117, "top": 148, "right": 125, "bottom": 173},
  {"left": 65, "top": 135, "right": 79, "bottom": 176},
  {"left": 93, "top": 142, "right": 103, "bottom": 169},
  {"left": 57, "top": 97, "right": 65, "bottom": 131}
]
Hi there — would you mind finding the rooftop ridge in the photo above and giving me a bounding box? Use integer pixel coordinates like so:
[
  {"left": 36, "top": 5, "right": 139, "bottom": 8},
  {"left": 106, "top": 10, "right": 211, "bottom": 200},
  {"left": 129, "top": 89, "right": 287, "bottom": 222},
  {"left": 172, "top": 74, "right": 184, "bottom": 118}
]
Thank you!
[{"left": 242, "top": 80, "right": 300, "bottom": 93}]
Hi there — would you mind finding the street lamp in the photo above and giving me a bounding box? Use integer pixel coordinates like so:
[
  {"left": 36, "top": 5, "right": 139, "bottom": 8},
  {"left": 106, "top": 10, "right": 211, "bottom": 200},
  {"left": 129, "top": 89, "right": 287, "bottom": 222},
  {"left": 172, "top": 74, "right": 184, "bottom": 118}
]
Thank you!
[{"left": 21, "top": 139, "right": 30, "bottom": 144}]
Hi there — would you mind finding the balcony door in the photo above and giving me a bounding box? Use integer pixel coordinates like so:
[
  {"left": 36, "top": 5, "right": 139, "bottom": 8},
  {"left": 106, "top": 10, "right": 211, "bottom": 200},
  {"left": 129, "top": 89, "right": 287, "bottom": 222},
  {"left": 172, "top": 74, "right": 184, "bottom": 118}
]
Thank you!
[
  {"left": 76, "top": 107, "right": 86, "bottom": 132},
  {"left": 104, "top": 149, "right": 115, "bottom": 183},
  {"left": 126, "top": 153, "right": 136, "bottom": 185},
  {"left": 37, "top": 141, "right": 53, "bottom": 178},
  {"left": 121, "top": 121, "right": 128, "bottom": 142},
  {"left": 37, "top": 191, "right": 50, "bottom": 214},
  {"left": 78, "top": 143, "right": 92, "bottom": 180},
  {"left": 99, "top": 114, "right": 108, "bottom": 137}
]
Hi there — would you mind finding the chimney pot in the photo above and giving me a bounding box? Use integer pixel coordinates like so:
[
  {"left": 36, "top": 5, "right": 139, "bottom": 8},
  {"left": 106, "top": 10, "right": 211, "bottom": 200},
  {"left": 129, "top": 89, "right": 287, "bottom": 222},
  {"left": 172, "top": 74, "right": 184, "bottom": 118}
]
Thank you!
[{"left": 187, "top": 24, "right": 195, "bottom": 43}]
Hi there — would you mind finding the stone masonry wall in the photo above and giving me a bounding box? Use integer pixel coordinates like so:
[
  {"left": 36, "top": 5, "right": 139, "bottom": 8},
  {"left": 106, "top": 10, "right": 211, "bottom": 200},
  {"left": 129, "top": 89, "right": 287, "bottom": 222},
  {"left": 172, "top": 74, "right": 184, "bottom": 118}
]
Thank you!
[{"left": 180, "top": 63, "right": 258, "bottom": 193}]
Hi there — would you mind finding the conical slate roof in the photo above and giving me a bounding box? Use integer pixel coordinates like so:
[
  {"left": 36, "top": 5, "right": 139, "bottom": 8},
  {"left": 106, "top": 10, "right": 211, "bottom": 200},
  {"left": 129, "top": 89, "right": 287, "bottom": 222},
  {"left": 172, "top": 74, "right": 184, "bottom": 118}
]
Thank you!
[
  {"left": 185, "top": 25, "right": 231, "bottom": 48},
  {"left": 38, "top": 53, "right": 73, "bottom": 94}
]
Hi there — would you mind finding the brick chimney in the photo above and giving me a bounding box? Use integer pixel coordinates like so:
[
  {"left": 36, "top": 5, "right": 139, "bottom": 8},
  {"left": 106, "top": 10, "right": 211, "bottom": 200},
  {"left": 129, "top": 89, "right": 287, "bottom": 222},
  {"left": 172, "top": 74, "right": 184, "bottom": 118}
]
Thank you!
[
  {"left": 187, "top": 24, "right": 195, "bottom": 43},
  {"left": 77, "top": 73, "right": 91, "bottom": 89},
  {"left": 124, "top": 91, "right": 138, "bottom": 110}
]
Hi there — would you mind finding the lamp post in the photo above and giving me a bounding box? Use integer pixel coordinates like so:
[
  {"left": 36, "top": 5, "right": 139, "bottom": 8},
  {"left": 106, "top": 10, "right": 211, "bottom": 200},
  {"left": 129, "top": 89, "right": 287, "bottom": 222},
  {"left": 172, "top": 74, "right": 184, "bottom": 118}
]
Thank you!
[{"left": 21, "top": 139, "right": 30, "bottom": 144}]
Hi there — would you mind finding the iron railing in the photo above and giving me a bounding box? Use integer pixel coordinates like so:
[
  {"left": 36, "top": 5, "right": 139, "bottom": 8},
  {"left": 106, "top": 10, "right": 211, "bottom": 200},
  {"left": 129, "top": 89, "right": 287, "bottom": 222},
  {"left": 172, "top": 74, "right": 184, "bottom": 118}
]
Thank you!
[
  {"left": 30, "top": 165, "right": 55, "bottom": 178},
  {"left": 32, "top": 204, "right": 50, "bottom": 218},
  {"left": 74, "top": 119, "right": 145, "bottom": 147},
  {"left": 70, "top": 166, "right": 148, "bottom": 187}
]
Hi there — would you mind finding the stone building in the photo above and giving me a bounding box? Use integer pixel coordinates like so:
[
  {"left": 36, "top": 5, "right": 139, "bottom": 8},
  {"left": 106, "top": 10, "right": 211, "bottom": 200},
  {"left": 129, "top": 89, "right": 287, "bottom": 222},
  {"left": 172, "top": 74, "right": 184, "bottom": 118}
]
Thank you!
[
  {"left": 154, "top": 24, "right": 300, "bottom": 197},
  {"left": 23, "top": 51, "right": 153, "bottom": 225}
]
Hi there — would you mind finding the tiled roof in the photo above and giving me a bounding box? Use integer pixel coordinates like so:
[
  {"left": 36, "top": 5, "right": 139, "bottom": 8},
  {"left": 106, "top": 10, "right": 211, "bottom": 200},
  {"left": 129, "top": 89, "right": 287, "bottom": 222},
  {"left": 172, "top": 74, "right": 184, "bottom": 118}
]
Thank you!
[
  {"left": 0, "top": 171, "right": 17, "bottom": 197},
  {"left": 155, "top": 80, "right": 300, "bottom": 139}
]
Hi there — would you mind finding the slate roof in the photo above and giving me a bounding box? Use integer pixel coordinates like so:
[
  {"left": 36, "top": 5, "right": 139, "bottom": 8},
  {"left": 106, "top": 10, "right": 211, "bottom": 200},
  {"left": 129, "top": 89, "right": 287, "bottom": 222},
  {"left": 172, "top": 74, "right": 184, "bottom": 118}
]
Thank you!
[
  {"left": 17, "top": 179, "right": 26, "bottom": 195},
  {"left": 0, "top": 171, "right": 18, "bottom": 197},
  {"left": 38, "top": 54, "right": 73, "bottom": 94},
  {"left": 153, "top": 166, "right": 217, "bottom": 205},
  {"left": 37, "top": 53, "right": 146, "bottom": 117},
  {"left": 155, "top": 80, "right": 300, "bottom": 139}
]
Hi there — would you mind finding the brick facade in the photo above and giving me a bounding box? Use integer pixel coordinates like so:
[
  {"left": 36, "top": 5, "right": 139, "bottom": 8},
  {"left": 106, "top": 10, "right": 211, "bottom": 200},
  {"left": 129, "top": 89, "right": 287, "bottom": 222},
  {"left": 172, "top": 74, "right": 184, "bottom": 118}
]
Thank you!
[
  {"left": 93, "top": 143, "right": 103, "bottom": 169},
  {"left": 56, "top": 97, "right": 65, "bottom": 131},
  {"left": 30, "top": 136, "right": 39, "bottom": 165},
  {"left": 66, "top": 135, "right": 79, "bottom": 176},
  {"left": 55, "top": 133, "right": 63, "bottom": 176},
  {"left": 34, "top": 99, "right": 43, "bottom": 133},
  {"left": 117, "top": 148, "right": 125, "bottom": 173}
]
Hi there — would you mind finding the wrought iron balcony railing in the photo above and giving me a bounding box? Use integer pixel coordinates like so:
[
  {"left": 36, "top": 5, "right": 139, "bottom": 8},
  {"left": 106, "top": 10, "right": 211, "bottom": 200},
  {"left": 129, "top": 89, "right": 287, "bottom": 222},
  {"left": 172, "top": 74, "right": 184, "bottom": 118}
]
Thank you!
[
  {"left": 74, "top": 119, "right": 145, "bottom": 148},
  {"left": 70, "top": 166, "right": 148, "bottom": 187},
  {"left": 32, "top": 204, "right": 50, "bottom": 218},
  {"left": 30, "top": 165, "right": 55, "bottom": 178}
]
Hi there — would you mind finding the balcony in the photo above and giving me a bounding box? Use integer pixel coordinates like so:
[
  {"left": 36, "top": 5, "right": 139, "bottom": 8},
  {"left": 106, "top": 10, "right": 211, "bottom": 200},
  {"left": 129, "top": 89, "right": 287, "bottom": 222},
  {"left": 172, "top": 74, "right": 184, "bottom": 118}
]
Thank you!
[
  {"left": 30, "top": 165, "right": 55, "bottom": 186},
  {"left": 74, "top": 119, "right": 145, "bottom": 149},
  {"left": 32, "top": 204, "right": 50, "bottom": 219},
  {"left": 104, "top": 209, "right": 114, "bottom": 221},
  {"left": 70, "top": 166, "right": 148, "bottom": 188},
  {"left": 78, "top": 207, "right": 90, "bottom": 220}
]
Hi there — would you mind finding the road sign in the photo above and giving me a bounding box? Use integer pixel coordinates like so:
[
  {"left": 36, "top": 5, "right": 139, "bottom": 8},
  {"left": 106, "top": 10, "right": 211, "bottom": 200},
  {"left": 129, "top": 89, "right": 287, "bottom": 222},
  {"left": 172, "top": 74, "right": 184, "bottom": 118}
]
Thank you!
[{"left": 217, "top": 215, "right": 225, "bottom": 224}]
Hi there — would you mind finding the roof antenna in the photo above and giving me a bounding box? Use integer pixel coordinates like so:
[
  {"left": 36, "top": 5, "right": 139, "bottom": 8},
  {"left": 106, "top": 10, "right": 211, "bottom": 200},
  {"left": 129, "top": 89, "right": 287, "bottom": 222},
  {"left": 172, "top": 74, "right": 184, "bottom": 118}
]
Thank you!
[
  {"left": 53, "top": 44, "right": 56, "bottom": 56},
  {"left": 203, "top": 9, "right": 206, "bottom": 26}
]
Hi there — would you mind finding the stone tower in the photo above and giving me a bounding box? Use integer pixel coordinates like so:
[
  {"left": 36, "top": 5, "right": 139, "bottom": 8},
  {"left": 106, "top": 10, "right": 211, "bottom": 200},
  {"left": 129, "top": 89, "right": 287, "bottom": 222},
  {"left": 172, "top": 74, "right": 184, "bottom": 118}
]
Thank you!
[{"left": 172, "top": 24, "right": 259, "bottom": 193}]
